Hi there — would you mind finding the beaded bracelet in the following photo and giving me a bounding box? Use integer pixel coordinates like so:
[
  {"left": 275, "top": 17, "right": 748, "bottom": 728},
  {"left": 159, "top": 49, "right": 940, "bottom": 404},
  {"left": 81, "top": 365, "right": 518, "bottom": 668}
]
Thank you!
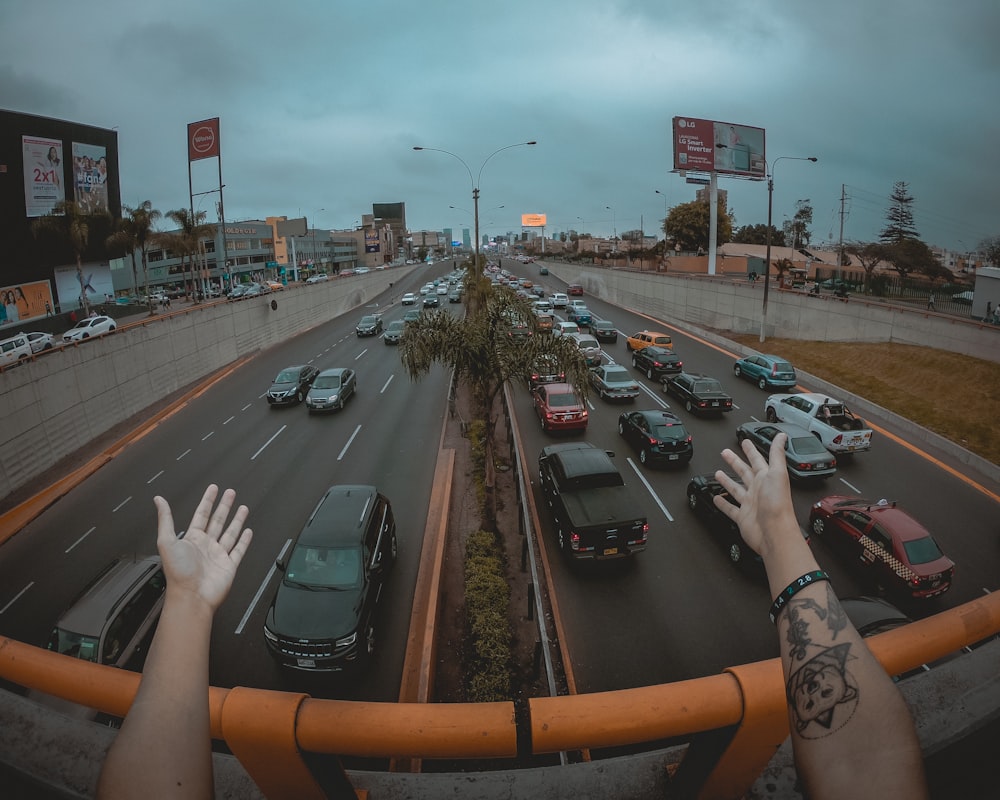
[{"left": 769, "top": 570, "right": 829, "bottom": 624}]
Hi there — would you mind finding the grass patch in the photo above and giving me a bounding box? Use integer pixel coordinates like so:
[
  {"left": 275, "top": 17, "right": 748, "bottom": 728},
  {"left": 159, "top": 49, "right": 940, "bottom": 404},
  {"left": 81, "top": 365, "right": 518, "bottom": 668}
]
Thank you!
[
  {"left": 463, "top": 529, "right": 512, "bottom": 702},
  {"left": 728, "top": 336, "right": 1000, "bottom": 465}
]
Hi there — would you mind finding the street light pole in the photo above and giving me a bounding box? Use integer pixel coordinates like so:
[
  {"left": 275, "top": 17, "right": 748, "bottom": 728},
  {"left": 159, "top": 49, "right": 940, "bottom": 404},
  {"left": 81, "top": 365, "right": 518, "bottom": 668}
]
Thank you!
[
  {"left": 413, "top": 141, "right": 536, "bottom": 272},
  {"left": 761, "top": 156, "right": 818, "bottom": 343},
  {"left": 605, "top": 205, "right": 617, "bottom": 253},
  {"left": 655, "top": 189, "right": 668, "bottom": 238}
]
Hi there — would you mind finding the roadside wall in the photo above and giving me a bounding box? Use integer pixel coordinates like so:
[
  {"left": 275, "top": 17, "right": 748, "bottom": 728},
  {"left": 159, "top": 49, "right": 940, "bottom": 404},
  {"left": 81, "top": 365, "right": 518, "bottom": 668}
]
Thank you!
[{"left": 0, "top": 270, "right": 412, "bottom": 500}]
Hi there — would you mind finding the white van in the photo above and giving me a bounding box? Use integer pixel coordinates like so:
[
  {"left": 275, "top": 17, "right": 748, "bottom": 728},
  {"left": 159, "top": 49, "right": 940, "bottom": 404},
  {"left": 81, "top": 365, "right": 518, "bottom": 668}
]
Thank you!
[{"left": 0, "top": 333, "right": 32, "bottom": 367}]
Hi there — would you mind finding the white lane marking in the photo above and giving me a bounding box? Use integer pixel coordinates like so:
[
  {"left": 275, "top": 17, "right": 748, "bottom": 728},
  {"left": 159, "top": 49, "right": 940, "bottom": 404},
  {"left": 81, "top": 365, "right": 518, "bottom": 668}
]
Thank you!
[
  {"left": 338, "top": 425, "right": 362, "bottom": 461},
  {"left": 839, "top": 477, "right": 862, "bottom": 494},
  {"left": 381, "top": 374, "right": 394, "bottom": 393},
  {"left": 316, "top": 353, "right": 324, "bottom": 359},
  {"left": 66, "top": 527, "right": 96, "bottom": 553},
  {"left": 202, "top": 431, "right": 214, "bottom": 441},
  {"left": 251, "top": 425, "right": 287, "bottom": 460},
  {"left": 355, "top": 349, "right": 368, "bottom": 360},
  {"left": 224, "top": 415, "right": 236, "bottom": 425},
  {"left": 112, "top": 497, "right": 131, "bottom": 513},
  {"left": 235, "top": 538, "right": 292, "bottom": 635},
  {"left": 147, "top": 470, "right": 163, "bottom": 484},
  {"left": 0, "top": 582, "right": 34, "bottom": 615},
  {"left": 626, "top": 457, "right": 675, "bottom": 522},
  {"left": 244, "top": 402, "right": 255, "bottom": 410},
  {"left": 176, "top": 448, "right": 191, "bottom": 461}
]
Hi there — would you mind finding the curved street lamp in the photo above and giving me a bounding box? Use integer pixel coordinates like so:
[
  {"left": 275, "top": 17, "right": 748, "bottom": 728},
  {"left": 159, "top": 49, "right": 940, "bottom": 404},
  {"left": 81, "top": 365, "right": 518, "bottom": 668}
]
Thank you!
[
  {"left": 761, "top": 156, "right": 818, "bottom": 342},
  {"left": 605, "top": 205, "right": 617, "bottom": 253},
  {"left": 413, "top": 142, "right": 536, "bottom": 269}
]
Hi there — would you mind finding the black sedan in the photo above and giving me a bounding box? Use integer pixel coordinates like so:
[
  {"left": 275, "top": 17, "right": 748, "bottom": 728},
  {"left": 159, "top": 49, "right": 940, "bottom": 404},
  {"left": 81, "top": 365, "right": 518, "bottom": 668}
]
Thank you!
[
  {"left": 631, "top": 345, "right": 682, "bottom": 380},
  {"left": 356, "top": 314, "right": 383, "bottom": 337},
  {"left": 736, "top": 422, "right": 837, "bottom": 480},
  {"left": 617, "top": 409, "right": 693, "bottom": 466},
  {"left": 266, "top": 364, "right": 320, "bottom": 406},
  {"left": 591, "top": 319, "right": 618, "bottom": 344},
  {"left": 663, "top": 372, "right": 733, "bottom": 415},
  {"left": 423, "top": 294, "right": 440, "bottom": 308},
  {"left": 685, "top": 473, "right": 759, "bottom": 567}
]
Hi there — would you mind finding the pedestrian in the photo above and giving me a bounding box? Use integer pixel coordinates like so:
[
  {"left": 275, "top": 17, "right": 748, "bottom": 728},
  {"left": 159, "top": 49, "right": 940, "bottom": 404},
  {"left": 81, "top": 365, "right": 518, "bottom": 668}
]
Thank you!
[
  {"left": 927, "top": 292, "right": 936, "bottom": 311},
  {"left": 986, "top": 301, "right": 992, "bottom": 321},
  {"left": 165, "top": 295, "right": 171, "bottom": 309},
  {"left": 993, "top": 305, "right": 1000, "bottom": 325},
  {"left": 45, "top": 300, "right": 53, "bottom": 317}
]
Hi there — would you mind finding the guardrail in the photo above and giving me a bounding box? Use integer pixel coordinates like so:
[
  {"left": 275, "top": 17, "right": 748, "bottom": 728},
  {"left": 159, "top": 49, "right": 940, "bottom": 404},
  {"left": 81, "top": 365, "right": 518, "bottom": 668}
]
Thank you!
[{"left": 3, "top": 573, "right": 998, "bottom": 797}]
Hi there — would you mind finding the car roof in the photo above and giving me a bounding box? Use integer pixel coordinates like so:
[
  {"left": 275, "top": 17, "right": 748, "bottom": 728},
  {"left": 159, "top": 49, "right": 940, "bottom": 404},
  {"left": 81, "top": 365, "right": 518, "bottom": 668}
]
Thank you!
[
  {"left": 744, "top": 421, "right": 812, "bottom": 438},
  {"left": 299, "top": 485, "right": 378, "bottom": 547},
  {"left": 56, "top": 555, "right": 162, "bottom": 635},
  {"left": 826, "top": 498, "right": 931, "bottom": 543},
  {"left": 634, "top": 409, "right": 683, "bottom": 424},
  {"left": 317, "top": 367, "right": 349, "bottom": 377}
]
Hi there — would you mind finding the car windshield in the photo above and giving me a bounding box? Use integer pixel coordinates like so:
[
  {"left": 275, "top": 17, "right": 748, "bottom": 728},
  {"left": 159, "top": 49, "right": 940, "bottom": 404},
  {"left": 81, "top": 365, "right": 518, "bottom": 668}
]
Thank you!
[
  {"left": 547, "top": 392, "right": 580, "bottom": 408},
  {"left": 902, "top": 536, "right": 944, "bottom": 565},
  {"left": 694, "top": 380, "right": 722, "bottom": 393},
  {"left": 73, "top": 320, "right": 91, "bottom": 330},
  {"left": 285, "top": 545, "right": 363, "bottom": 589},
  {"left": 790, "top": 436, "right": 827, "bottom": 454},
  {"left": 50, "top": 628, "right": 100, "bottom": 663},
  {"left": 313, "top": 375, "right": 341, "bottom": 389},
  {"left": 275, "top": 369, "right": 299, "bottom": 383},
  {"left": 604, "top": 368, "right": 630, "bottom": 382}
]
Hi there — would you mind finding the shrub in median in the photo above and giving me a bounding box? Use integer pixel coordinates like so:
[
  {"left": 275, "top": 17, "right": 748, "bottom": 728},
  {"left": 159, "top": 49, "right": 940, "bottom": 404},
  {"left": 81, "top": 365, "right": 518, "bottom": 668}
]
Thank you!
[{"left": 464, "top": 528, "right": 511, "bottom": 702}]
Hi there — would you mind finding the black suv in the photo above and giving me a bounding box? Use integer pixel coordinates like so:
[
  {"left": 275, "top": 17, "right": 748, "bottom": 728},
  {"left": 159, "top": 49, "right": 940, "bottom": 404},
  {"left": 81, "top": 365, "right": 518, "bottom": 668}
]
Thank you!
[
  {"left": 263, "top": 485, "right": 397, "bottom": 673},
  {"left": 631, "top": 345, "right": 682, "bottom": 380}
]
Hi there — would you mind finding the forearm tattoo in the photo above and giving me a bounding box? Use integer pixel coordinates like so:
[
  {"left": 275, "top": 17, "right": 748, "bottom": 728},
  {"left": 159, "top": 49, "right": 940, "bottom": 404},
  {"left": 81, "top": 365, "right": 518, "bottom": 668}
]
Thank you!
[{"left": 781, "top": 583, "right": 858, "bottom": 738}]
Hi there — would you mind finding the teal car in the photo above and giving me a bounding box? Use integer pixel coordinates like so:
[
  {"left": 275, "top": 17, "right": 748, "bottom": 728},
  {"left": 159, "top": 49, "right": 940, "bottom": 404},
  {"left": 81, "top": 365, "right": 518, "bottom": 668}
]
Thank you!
[{"left": 733, "top": 354, "right": 797, "bottom": 390}]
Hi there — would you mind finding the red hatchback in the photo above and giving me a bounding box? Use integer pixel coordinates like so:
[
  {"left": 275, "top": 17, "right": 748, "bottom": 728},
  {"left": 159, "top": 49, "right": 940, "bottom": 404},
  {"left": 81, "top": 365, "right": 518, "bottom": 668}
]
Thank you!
[
  {"left": 809, "top": 497, "right": 954, "bottom": 600},
  {"left": 567, "top": 284, "right": 584, "bottom": 296},
  {"left": 532, "top": 382, "right": 588, "bottom": 433}
]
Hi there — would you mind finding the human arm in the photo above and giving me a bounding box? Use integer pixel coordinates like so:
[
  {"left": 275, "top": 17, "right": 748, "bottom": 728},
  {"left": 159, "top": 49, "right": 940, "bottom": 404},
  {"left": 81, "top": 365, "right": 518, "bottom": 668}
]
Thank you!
[
  {"left": 713, "top": 434, "right": 927, "bottom": 800},
  {"left": 97, "top": 485, "right": 252, "bottom": 800}
]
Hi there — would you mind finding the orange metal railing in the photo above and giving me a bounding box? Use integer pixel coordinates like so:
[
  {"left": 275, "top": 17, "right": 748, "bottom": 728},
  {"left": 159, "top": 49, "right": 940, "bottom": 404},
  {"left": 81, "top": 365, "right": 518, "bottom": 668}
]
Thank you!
[{"left": 2, "top": 589, "right": 998, "bottom": 798}]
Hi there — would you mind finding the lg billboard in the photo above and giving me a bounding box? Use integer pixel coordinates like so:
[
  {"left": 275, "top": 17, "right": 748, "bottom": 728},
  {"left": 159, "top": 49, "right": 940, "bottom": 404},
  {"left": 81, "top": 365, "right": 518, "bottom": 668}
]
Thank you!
[{"left": 672, "top": 117, "right": 766, "bottom": 177}]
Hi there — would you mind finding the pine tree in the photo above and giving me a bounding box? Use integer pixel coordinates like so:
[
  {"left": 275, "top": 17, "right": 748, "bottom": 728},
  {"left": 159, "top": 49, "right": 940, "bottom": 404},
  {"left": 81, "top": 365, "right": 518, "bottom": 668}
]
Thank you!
[{"left": 879, "top": 181, "right": 920, "bottom": 243}]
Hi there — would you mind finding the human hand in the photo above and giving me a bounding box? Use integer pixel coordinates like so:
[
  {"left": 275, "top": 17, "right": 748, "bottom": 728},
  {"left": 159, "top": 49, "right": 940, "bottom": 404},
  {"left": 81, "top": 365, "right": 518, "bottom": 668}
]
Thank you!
[
  {"left": 713, "top": 433, "right": 799, "bottom": 558},
  {"left": 154, "top": 485, "right": 252, "bottom": 613}
]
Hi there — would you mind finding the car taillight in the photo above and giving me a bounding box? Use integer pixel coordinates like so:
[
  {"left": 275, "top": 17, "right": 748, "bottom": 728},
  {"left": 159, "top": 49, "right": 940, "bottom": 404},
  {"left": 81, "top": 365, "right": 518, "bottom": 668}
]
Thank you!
[
  {"left": 771, "top": 363, "right": 777, "bottom": 375},
  {"left": 686, "top": 435, "right": 692, "bottom": 443},
  {"left": 797, "top": 462, "right": 812, "bottom": 471},
  {"left": 647, "top": 436, "right": 657, "bottom": 446},
  {"left": 697, "top": 400, "right": 707, "bottom": 408},
  {"left": 830, "top": 458, "right": 837, "bottom": 467},
  {"left": 653, "top": 361, "right": 662, "bottom": 367},
  {"left": 677, "top": 361, "right": 683, "bottom": 368},
  {"left": 833, "top": 434, "right": 843, "bottom": 445},
  {"left": 570, "top": 532, "right": 581, "bottom": 550}
]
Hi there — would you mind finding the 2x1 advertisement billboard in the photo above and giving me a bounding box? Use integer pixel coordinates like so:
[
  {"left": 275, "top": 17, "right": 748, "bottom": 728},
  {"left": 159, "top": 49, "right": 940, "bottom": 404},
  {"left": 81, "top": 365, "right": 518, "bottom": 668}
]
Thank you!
[{"left": 672, "top": 117, "right": 766, "bottom": 177}]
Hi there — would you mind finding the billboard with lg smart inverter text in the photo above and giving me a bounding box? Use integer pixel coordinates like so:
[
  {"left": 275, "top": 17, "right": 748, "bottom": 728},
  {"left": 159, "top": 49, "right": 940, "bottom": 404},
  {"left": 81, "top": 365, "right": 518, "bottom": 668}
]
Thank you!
[{"left": 672, "top": 117, "right": 766, "bottom": 177}]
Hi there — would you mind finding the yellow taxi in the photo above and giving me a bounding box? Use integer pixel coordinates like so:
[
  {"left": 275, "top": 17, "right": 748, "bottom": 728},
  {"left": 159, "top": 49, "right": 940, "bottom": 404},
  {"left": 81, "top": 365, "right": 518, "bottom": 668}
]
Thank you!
[{"left": 625, "top": 330, "right": 673, "bottom": 352}]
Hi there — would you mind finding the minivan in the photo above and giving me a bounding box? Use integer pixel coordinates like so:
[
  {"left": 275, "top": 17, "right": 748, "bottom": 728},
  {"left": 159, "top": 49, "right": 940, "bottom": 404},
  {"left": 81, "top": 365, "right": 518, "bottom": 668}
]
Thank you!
[
  {"left": 264, "top": 485, "right": 397, "bottom": 673},
  {"left": 0, "top": 333, "right": 32, "bottom": 367}
]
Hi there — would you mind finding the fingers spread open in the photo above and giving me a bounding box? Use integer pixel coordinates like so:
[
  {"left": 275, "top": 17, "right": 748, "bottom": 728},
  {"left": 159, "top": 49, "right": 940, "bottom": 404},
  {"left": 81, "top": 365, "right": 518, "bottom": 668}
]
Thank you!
[{"left": 186, "top": 484, "right": 220, "bottom": 537}]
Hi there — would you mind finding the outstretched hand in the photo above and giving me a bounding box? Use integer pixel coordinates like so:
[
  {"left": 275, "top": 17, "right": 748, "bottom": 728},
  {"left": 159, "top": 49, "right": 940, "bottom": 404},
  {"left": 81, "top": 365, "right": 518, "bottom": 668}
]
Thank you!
[
  {"left": 713, "top": 433, "right": 799, "bottom": 558},
  {"left": 154, "top": 484, "right": 252, "bottom": 612}
]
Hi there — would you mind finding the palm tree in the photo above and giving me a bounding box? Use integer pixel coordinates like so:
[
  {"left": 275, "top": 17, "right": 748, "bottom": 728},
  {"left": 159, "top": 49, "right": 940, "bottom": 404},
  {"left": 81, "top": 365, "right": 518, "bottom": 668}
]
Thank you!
[
  {"left": 106, "top": 202, "right": 162, "bottom": 313},
  {"left": 31, "top": 200, "right": 109, "bottom": 317},
  {"left": 162, "top": 208, "right": 215, "bottom": 302},
  {"left": 400, "top": 287, "right": 589, "bottom": 526}
]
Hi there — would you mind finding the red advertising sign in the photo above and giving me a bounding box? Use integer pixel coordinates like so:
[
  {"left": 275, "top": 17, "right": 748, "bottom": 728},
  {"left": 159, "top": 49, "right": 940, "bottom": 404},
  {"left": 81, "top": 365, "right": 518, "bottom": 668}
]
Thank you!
[
  {"left": 187, "top": 118, "right": 220, "bottom": 162},
  {"left": 672, "top": 117, "right": 766, "bottom": 177}
]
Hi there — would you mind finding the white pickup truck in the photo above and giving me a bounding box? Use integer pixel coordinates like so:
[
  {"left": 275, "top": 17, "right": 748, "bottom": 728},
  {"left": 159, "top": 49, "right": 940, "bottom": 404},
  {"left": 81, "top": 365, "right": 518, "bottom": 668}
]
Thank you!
[{"left": 764, "top": 392, "right": 873, "bottom": 454}]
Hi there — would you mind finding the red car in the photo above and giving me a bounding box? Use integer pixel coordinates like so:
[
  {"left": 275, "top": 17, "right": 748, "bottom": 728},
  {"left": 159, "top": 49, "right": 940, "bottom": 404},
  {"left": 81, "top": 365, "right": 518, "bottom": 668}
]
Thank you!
[
  {"left": 532, "top": 382, "right": 588, "bottom": 433},
  {"left": 809, "top": 497, "right": 954, "bottom": 599},
  {"left": 567, "top": 284, "right": 584, "bottom": 296}
]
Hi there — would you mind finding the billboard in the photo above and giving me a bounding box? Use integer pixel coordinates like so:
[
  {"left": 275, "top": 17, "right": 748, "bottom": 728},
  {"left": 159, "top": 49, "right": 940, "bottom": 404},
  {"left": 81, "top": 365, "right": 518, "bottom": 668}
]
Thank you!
[
  {"left": 22, "top": 135, "right": 65, "bottom": 217},
  {"left": 188, "top": 118, "right": 220, "bottom": 162},
  {"left": 72, "top": 142, "right": 110, "bottom": 213},
  {"left": 521, "top": 213, "right": 547, "bottom": 227},
  {"left": 53, "top": 263, "right": 114, "bottom": 312},
  {"left": 364, "top": 229, "right": 380, "bottom": 253},
  {"left": 0, "top": 279, "right": 55, "bottom": 326},
  {"left": 672, "top": 117, "right": 766, "bottom": 177}
]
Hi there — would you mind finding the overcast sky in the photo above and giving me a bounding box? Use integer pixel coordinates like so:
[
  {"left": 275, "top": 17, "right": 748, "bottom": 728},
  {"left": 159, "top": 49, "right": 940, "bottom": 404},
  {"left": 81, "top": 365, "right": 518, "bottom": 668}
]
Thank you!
[{"left": 2, "top": 0, "right": 997, "bottom": 253}]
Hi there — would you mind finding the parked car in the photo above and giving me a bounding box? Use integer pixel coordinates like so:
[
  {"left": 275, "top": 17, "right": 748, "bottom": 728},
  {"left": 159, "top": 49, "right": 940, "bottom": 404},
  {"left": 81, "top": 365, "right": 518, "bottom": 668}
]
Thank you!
[
  {"left": 626, "top": 330, "right": 672, "bottom": 352},
  {"left": 401, "top": 292, "right": 417, "bottom": 305},
  {"left": 618, "top": 409, "right": 693, "bottom": 466},
  {"left": 532, "top": 382, "right": 589, "bottom": 433},
  {"left": 305, "top": 273, "right": 329, "bottom": 284},
  {"left": 265, "top": 281, "right": 285, "bottom": 292},
  {"left": 22, "top": 331, "right": 57, "bottom": 353},
  {"left": 263, "top": 485, "right": 397, "bottom": 673},
  {"left": 733, "top": 354, "right": 797, "bottom": 390},
  {"left": 528, "top": 355, "right": 565, "bottom": 390},
  {"left": 663, "top": 372, "right": 733, "bottom": 415},
  {"left": 383, "top": 319, "right": 406, "bottom": 345},
  {"left": 591, "top": 319, "right": 618, "bottom": 344},
  {"left": 356, "top": 314, "right": 383, "bottom": 337},
  {"left": 736, "top": 421, "right": 837, "bottom": 480},
  {"left": 62, "top": 315, "right": 117, "bottom": 342},
  {"left": 267, "top": 364, "right": 320, "bottom": 406},
  {"left": 809, "top": 497, "right": 955, "bottom": 600},
  {"left": 631, "top": 345, "right": 682, "bottom": 380},
  {"left": 0, "top": 332, "right": 32, "bottom": 366},
  {"left": 590, "top": 364, "right": 640, "bottom": 401},
  {"left": 305, "top": 367, "right": 357, "bottom": 412},
  {"left": 951, "top": 291, "right": 974, "bottom": 305}
]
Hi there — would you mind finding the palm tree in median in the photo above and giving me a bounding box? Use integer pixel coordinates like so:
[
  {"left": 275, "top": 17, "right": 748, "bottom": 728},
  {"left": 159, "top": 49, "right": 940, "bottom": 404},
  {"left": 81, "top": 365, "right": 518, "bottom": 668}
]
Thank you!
[
  {"left": 162, "top": 208, "right": 215, "bottom": 302},
  {"left": 32, "top": 200, "right": 109, "bottom": 317}
]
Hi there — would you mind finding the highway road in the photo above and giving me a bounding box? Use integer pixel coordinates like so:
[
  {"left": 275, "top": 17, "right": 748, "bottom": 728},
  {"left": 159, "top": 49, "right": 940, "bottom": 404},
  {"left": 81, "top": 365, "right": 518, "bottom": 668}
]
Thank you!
[
  {"left": 2, "top": 256, "right": 997, "bottom": 709},
  {"left": 503, "top": 261, "right": 1000, "bottom": 695},
  {"left": 0, "top": 267, "right": 460, "bottom": 704}
]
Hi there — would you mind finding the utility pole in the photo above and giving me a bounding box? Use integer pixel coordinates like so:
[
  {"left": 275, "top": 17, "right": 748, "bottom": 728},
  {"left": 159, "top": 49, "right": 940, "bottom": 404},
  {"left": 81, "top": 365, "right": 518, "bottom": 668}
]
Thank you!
[{"left": 837, "top": 184, "right": 846, "bottom": 284}]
